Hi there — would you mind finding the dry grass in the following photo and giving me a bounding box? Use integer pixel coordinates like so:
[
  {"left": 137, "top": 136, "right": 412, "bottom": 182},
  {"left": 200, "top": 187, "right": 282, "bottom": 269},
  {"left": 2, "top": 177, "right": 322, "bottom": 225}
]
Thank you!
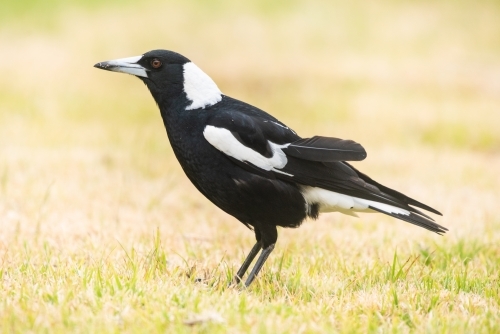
[{"left": 1, "top": 0, "right": 500, "bottom": 332}]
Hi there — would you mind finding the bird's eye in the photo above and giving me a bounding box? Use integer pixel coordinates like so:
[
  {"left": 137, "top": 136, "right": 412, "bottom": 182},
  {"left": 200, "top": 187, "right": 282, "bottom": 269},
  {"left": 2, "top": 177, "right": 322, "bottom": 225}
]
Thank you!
[{"left": 151, "top": 58, "right": 162, "bottom": 69}]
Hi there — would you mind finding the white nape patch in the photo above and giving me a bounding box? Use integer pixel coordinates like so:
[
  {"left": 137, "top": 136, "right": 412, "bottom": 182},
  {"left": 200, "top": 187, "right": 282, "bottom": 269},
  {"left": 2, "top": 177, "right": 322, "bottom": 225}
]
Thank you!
[
  {"left": 183, "top": 62, "right": 222, "bottom": 110},
  {"left": 301, "top": 186, "right": 410, "bottom": 217},
  {"left": 101, "top": 55, "right": 148, "bottom": 78},
  {"left": 204, "top": 125, "right": 292, "bottom": 175}
]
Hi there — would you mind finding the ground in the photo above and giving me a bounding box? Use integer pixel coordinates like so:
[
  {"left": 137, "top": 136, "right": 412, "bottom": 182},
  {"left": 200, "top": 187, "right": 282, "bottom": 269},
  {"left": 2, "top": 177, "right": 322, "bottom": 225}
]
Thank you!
[{"left": 1, "top": 0, "right": 500, "bottom": 332}]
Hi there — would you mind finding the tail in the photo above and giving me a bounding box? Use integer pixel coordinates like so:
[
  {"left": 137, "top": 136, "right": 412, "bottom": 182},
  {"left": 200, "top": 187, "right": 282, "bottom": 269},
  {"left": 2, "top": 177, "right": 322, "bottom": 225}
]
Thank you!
[
  {"left": 368, "top": 204, "right": 447, "bottom": 235},
  {"left": 342, "top": 162, "right": 447, "bottom": 234}
]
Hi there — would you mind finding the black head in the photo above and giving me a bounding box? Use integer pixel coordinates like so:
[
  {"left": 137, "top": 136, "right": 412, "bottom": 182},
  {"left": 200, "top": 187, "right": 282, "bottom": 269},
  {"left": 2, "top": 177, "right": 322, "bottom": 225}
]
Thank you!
[{"left": 94, "top": 49, "right": 222, "bottom": 110}]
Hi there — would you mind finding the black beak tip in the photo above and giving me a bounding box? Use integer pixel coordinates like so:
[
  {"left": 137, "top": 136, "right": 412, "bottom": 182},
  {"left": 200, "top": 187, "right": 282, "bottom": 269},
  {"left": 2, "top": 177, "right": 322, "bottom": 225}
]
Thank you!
[{"left": 94, "top": 62, "right": 108, "bottom": 70}]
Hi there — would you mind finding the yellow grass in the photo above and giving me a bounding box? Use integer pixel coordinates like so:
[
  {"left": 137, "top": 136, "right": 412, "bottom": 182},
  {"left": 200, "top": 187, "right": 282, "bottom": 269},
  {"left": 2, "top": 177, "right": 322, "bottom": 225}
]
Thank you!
[{"left": 1, "top": 0, "right": 500, "bottom": 332}]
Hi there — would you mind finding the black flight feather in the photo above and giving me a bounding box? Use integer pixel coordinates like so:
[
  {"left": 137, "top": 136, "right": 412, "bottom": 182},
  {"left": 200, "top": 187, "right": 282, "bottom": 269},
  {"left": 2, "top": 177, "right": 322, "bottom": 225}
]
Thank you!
[{"left": 283, "top": 136, "right": 367, "bottom": 162}]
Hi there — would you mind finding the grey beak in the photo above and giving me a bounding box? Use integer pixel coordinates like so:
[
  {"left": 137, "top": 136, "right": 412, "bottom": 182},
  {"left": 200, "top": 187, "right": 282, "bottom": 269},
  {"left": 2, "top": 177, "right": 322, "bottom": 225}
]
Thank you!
[{"left": 94, "top": 55, "right": 148, "bottom": 78}]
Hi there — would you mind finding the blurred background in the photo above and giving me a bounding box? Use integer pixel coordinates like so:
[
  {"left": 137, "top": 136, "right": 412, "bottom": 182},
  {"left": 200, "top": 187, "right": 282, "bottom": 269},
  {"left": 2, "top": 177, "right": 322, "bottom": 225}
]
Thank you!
[
  {"left": 1, "top": 0, "right": 500, "bottom": 331},
  {"left": 1, "top": 0, "right": 500, "bottom": 251}
]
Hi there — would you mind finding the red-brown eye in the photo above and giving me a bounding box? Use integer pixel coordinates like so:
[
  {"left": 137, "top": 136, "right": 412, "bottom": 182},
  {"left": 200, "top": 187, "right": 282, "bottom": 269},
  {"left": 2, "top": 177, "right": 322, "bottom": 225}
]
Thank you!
[{"left": 151, "top": 58, "right": 162, "bottom": 69}]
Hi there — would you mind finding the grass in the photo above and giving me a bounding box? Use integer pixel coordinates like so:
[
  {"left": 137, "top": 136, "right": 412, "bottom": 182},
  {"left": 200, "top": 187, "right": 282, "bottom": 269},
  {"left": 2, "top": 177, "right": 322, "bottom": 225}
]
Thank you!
[{"left": 1, "top": 0, "right": 500, "bottom": 332}]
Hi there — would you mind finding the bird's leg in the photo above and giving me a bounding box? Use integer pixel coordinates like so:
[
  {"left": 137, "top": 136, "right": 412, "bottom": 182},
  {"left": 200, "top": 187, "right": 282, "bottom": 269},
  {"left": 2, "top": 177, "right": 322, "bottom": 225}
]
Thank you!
[
  {"left": 244, "top": 224, "right": 277, "bottom": 287},
  {"left": 233, "top": 240, "right": 262, "bottom": 284},
  {"left": 244, "top": 243, "right": 275, "bottom": 287}
]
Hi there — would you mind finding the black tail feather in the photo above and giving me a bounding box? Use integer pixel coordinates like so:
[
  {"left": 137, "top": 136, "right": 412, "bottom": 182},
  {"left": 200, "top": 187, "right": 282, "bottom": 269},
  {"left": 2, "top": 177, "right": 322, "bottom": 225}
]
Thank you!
[
  {"left": 344, "top": 162, "right": 442, "bottom": 216},
  {"left": 369, "top": 206, "right": 448, "bottom": 235}
]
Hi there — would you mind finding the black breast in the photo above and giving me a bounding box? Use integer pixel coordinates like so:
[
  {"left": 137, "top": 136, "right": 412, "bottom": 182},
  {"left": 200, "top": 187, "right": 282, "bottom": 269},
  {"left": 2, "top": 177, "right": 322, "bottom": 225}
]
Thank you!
[{"left": 159, "top": 107, "right": 308, "bottom": 229}]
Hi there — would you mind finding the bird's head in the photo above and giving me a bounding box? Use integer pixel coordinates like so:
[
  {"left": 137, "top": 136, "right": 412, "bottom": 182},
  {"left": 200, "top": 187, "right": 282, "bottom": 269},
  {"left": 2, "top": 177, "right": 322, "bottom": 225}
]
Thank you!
[{"left": 94, "top": 49, "right": 222, "bottom": 110}]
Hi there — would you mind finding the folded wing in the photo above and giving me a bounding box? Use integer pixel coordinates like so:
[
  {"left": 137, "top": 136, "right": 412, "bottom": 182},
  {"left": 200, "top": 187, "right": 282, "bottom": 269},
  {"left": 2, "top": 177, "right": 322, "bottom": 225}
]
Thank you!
[
  {"left": 203, "top": 109, "right": 446, "bottom": 234},
  {"left": 283, "top": 136, "right": 367, "bottom": 162}
]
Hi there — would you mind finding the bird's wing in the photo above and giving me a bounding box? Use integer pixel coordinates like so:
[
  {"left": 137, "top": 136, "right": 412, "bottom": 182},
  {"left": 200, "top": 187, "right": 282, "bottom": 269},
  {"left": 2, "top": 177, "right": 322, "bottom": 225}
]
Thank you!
[
  {"left": 206, "top": 110, "right": 366, "bottom": 161},
  {"left": 203, "top": 110, "right": 446, "bottom": 234},
  {"left": 283, "top": 136, "right": 366, "bottom": 162}
]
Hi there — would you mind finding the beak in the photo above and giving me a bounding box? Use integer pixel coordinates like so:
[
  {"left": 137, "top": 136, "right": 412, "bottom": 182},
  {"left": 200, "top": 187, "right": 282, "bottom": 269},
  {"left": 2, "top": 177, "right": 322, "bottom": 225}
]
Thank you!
[{"left": 94, "top": 55, "right": 148, "bottom": 78}]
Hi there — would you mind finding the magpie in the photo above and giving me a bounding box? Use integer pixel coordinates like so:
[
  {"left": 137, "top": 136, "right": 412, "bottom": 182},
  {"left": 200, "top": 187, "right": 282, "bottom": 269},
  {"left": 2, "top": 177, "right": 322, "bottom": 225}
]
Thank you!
[{"left": 94, "top": 50, "right": 447, "bottom": 287}]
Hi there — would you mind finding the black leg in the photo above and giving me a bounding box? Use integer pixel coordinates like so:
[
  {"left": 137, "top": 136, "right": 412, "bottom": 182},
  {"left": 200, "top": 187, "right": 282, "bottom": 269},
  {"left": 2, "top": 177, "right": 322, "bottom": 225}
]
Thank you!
[
  {"left": 244, "top": 243, "right": 275, "bottom": 287},
  {"left": 233, "top": 240, "right": 262, "bottom": 284}
]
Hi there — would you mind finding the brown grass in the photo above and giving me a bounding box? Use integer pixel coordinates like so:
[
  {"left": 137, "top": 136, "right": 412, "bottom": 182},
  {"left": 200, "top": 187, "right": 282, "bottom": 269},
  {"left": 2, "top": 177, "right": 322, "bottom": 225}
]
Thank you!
[{"left": 1, "top": 0, "right": 500, "bottom": 332}]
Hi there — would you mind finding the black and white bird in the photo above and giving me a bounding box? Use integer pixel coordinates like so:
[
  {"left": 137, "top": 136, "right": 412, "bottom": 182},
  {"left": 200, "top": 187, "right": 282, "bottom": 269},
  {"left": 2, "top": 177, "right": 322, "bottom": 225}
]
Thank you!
[{"left": 94, "top": 50, "right": 447, "bottom": 287}]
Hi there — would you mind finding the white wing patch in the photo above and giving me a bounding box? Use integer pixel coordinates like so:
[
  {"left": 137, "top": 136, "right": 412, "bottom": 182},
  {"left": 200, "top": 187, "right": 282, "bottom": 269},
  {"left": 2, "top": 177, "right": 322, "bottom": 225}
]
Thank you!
[
  {"left": 183, "top": 62, "right": 222, "bottom": 110},
  {"left": 301, "top": 186, "right": 410, "bottom": 216},
  {"left": 203, "top": 125, "right": 292, "bottom": 175}
]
